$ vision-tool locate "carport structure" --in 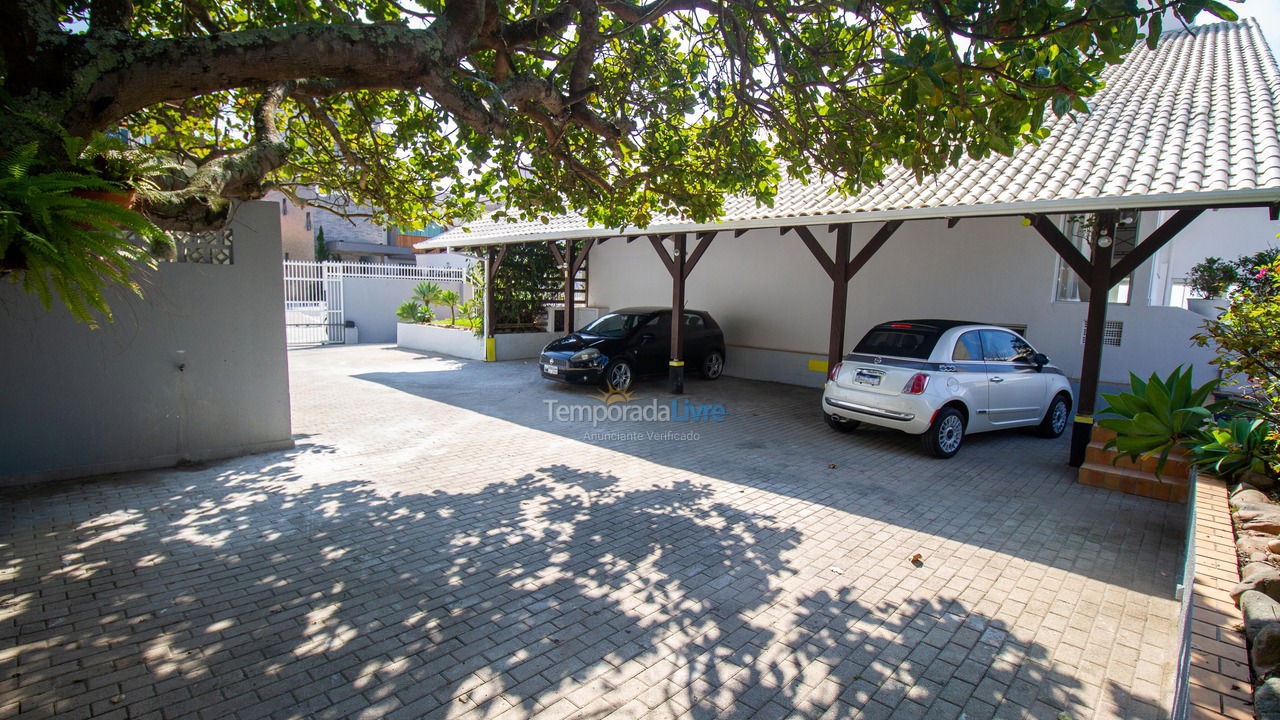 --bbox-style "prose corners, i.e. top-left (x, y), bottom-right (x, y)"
top-left (425, 20), bottom-right (1280, 466)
